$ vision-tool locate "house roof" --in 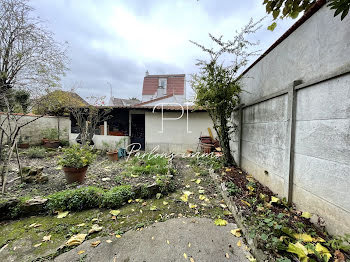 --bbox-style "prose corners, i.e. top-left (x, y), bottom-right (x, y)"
top-left (240, 0), bottom-right (326, 78)
top-left (135, 94), bottom-right (174, 106)
top-left (95, 105), bottom-right (206, 112)
top-left (142, 74), bottom-right (185, 96)
top-left (111, 97), bottom-right (141, 106)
